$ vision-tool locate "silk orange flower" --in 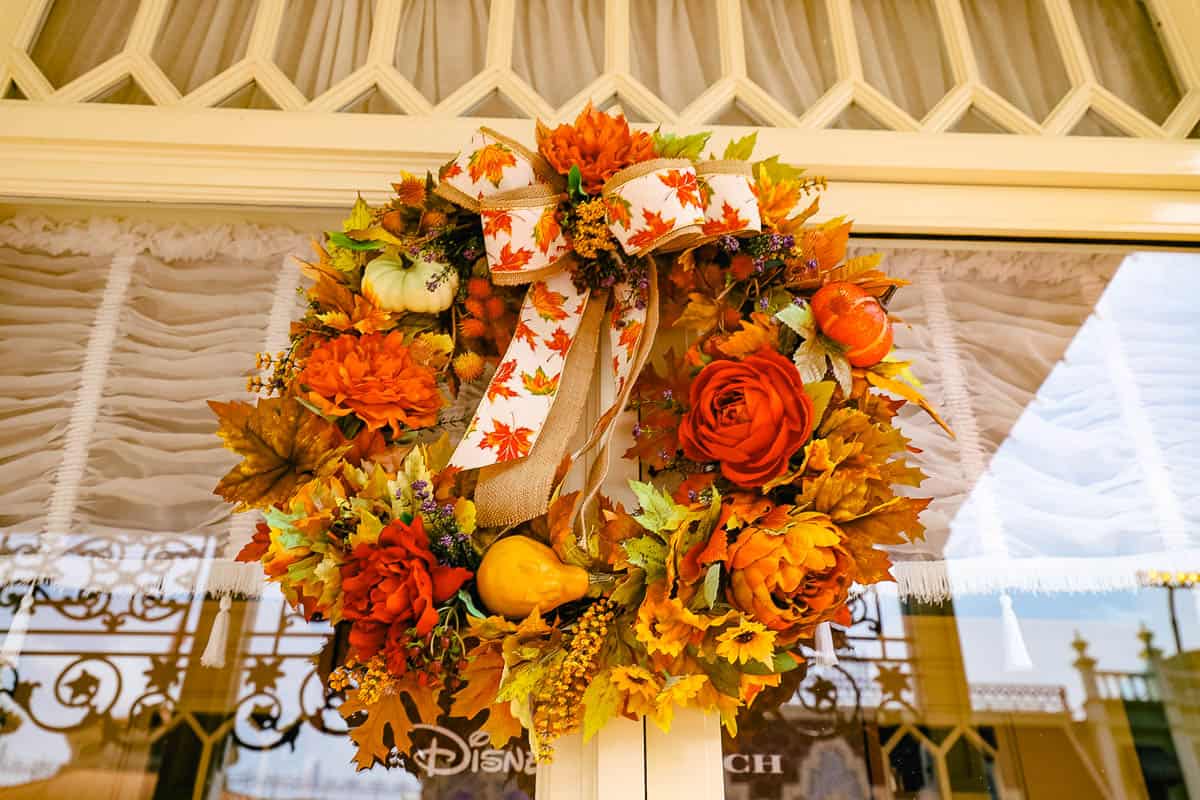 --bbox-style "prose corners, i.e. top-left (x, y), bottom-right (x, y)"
top-left (536, 102), bottom-right (655, 193)
top-left (725, 509), bottom-right (855, 644)
top-left (299, 331), bottom-right (444, 436)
